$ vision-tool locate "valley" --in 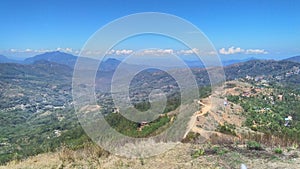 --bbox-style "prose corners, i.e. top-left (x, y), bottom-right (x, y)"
top-left (1, 79), bottom-right (300, 168)
top-left (0, 53), bottom-right (300, 168)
